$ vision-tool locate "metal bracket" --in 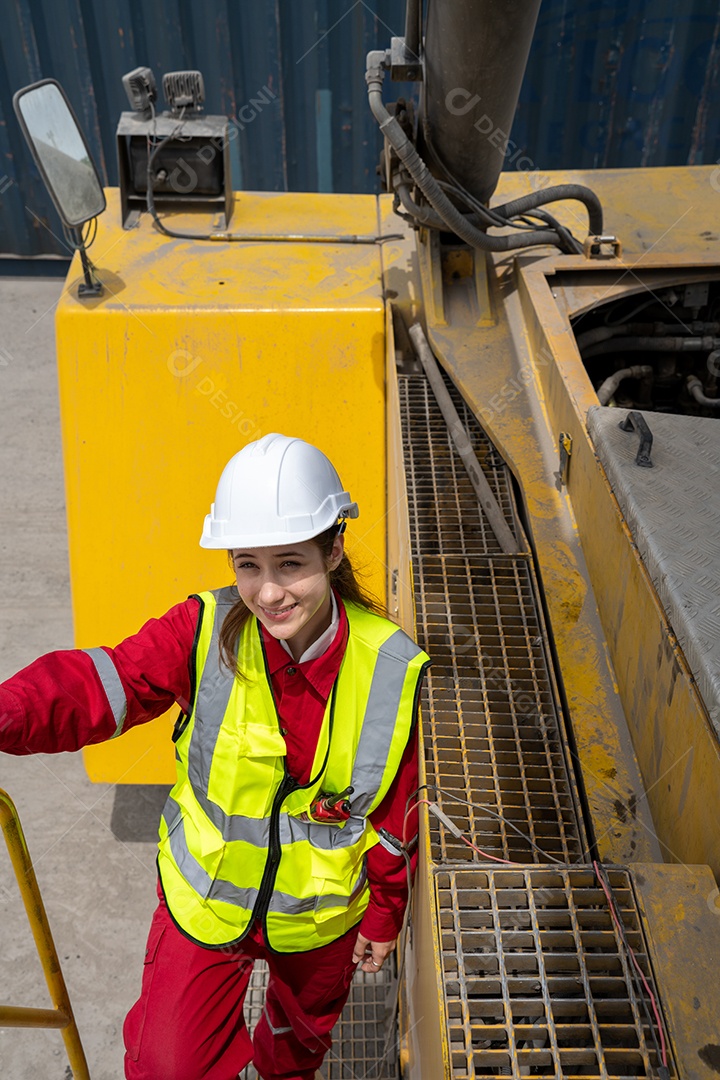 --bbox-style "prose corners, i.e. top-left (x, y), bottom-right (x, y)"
top-left (618, 410), bottom-right (654, 467)
top-left (558, 432), bottom-right (573, 486)
top-left (390, 37), bottom-right (422, 81)
top-left (583, 234), bottom-right (623, 260)
top-left (77, 278), bottom-right (104, 298)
